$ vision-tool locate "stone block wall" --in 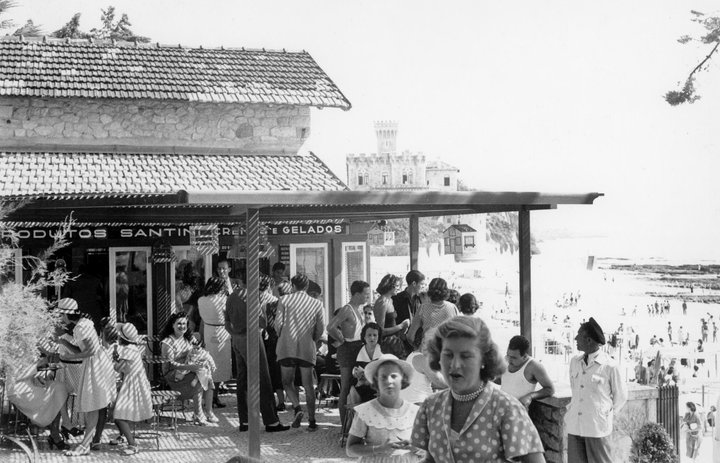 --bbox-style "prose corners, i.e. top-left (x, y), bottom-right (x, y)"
top-left (0, 97), bottom-right (310, 154)
top-left (529, 385), bottom-right (659, 463)
top-left (346, 151), bottom-right (426, 190)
